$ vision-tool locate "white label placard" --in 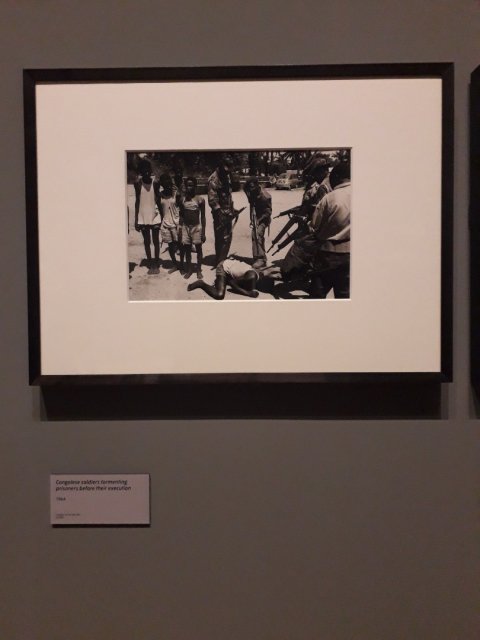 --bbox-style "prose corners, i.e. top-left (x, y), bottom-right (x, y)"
top-left (50, 474), bottom-right (150, 525)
